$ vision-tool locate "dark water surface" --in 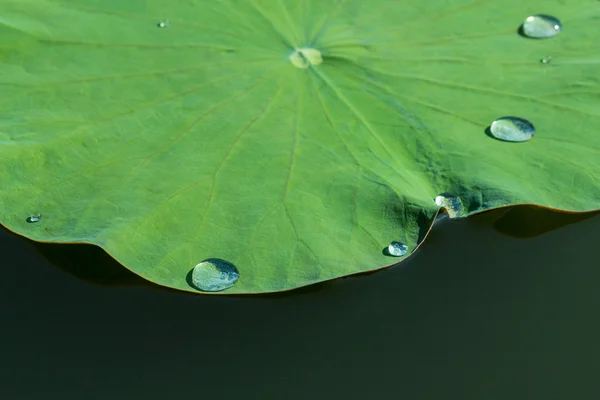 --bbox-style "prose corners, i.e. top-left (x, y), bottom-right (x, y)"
top-left (1, 208), bottom-right (599, 399)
